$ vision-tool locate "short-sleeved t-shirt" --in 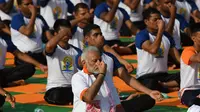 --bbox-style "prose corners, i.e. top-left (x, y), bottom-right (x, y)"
top-left (135, 29), bottom-right (175, 78)
top-left (40, 0), bottom-right (74, 28)
top-left (11, 13), bottom-right (49, 53)
top-left (161, 14), bottom-right (188, 49)
top-left (175, 0), bottom-right (198, 22)
top-left (45, 45), bottom-right (82, 91)
top-left (94, 2), bottom-right (130, 41)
